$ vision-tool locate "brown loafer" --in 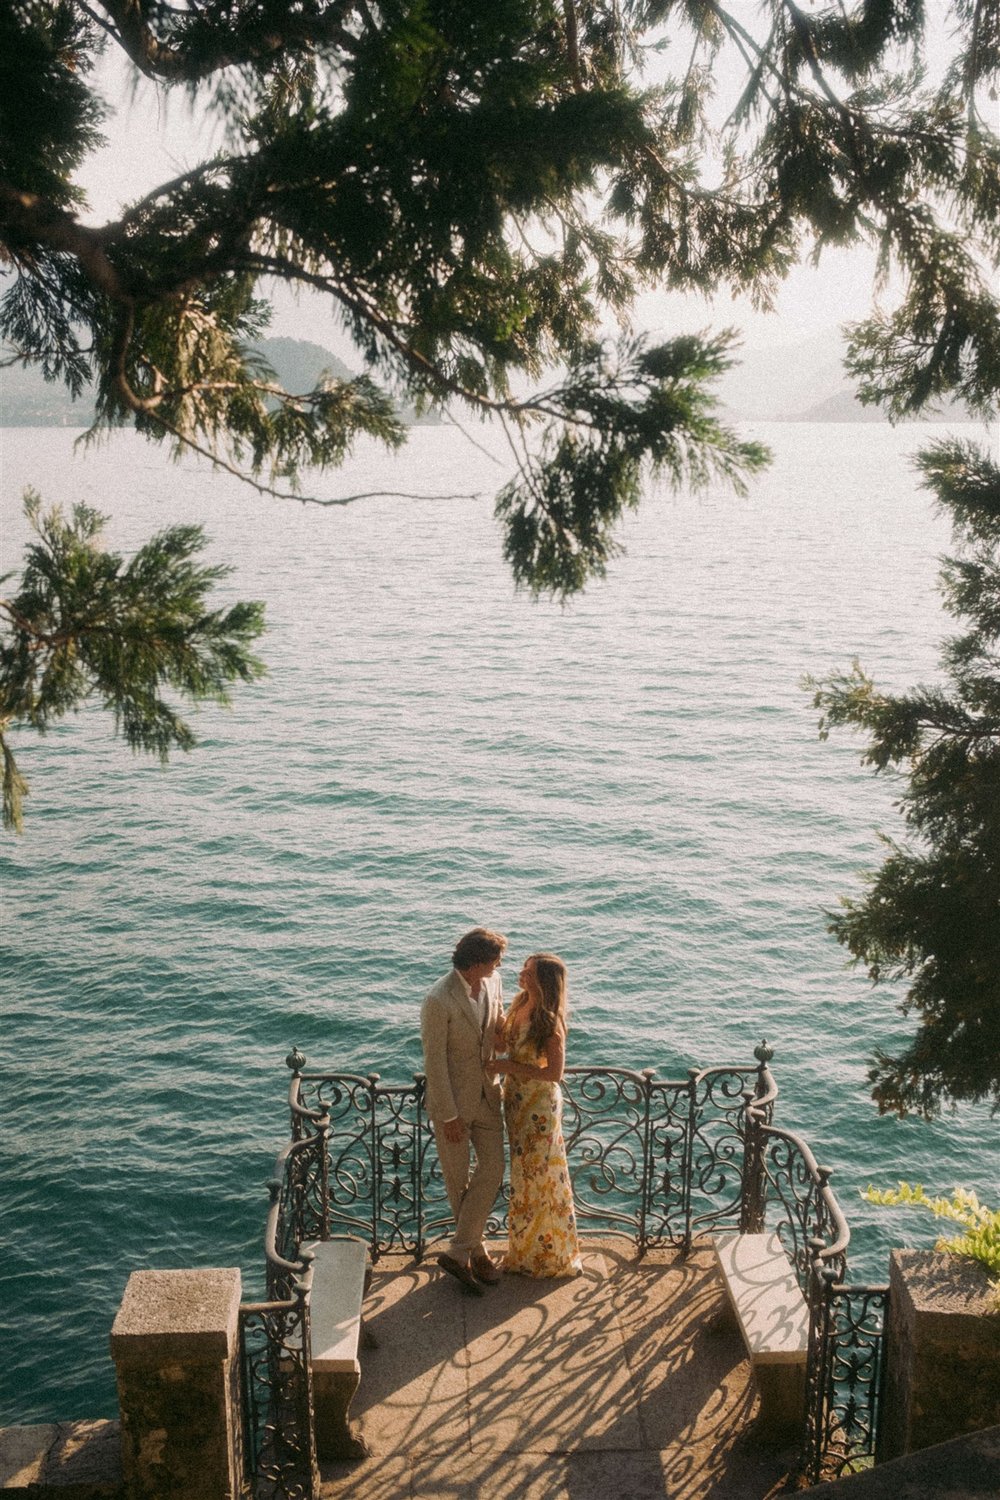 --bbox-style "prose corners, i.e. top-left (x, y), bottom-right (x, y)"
top-left (471, 1253), bottom-right (502, 1285)
top-left (436, 1253), bottom-right (484, 1294)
